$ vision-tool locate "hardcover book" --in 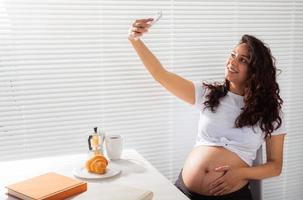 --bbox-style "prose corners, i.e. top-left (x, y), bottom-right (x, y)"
top-left (6, 172), bottom-right (87, 200)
